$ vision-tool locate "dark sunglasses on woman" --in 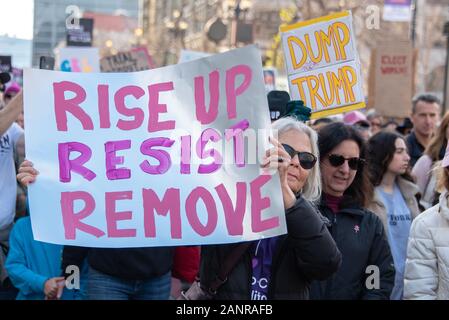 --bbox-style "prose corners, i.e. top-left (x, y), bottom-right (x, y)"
top-left (281, 143), bottom-right (317, 170)
top-left (328, 154), bottom-right (365, 170)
